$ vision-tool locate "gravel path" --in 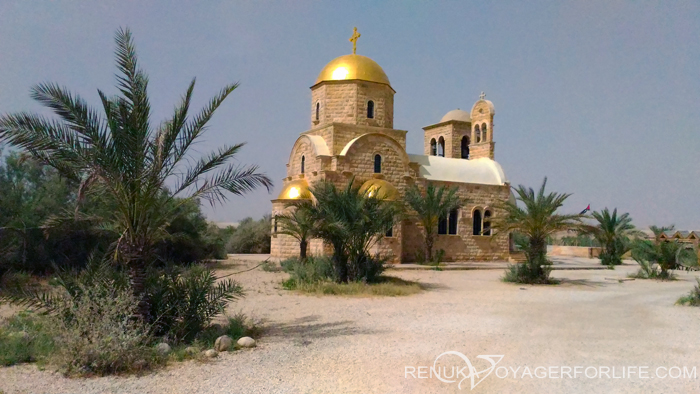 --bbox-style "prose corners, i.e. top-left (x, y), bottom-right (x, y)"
top-left (2, 259), bottom-right (700, 393)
